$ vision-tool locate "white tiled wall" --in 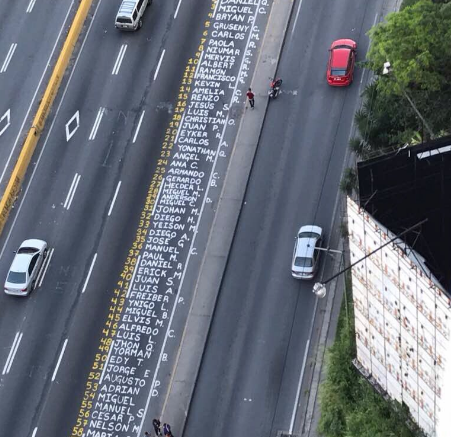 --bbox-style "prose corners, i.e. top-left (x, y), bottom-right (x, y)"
top-left (347, 197), bottom-right (451, 436)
